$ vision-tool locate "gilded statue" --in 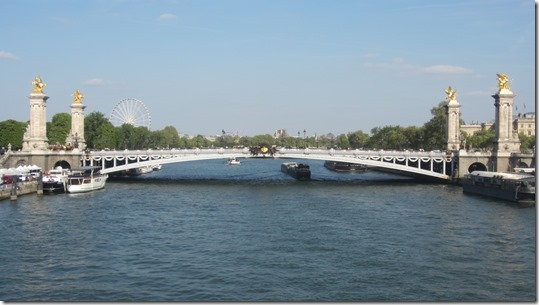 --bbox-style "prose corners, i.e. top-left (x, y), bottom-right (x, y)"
top-left (497, 73), bottom-right (511, 90)
top-left (73, 89), bottom-right (84, 104)
top-left (444, 86), bottom-right (457, 101)
top-left (31, 76), bottom-right (46, 93)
